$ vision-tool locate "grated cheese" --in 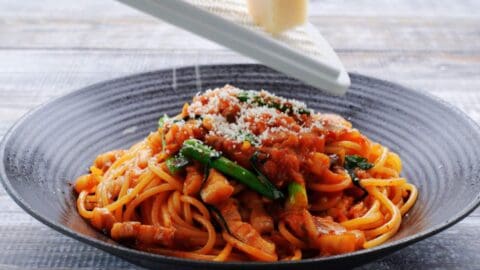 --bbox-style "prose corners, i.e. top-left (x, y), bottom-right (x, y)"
top-left (184, 85), bottom-right (329, 145)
